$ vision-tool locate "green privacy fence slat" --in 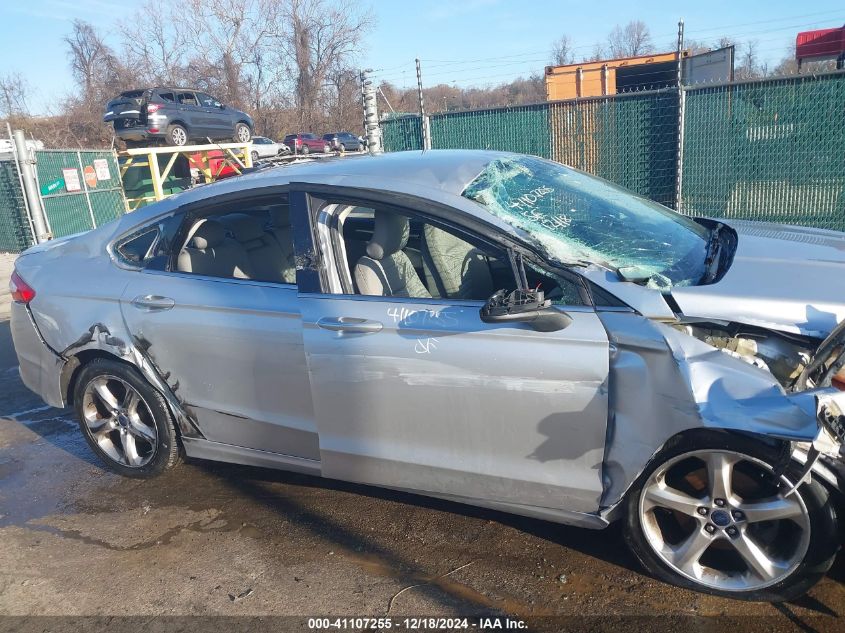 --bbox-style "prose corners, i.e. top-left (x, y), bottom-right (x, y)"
top-left (430, 104), bottom-right (551, 157)
top-left (35, 150), bottom-right (126, 238)
top-left (680, 72), bottom-right (845, 231)
top-left (382, 116), bottom-right (423, 152)
top-left (550, 89), bottom-right (679, 207)
top-left (0, 160), bottom-right (32, 253)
